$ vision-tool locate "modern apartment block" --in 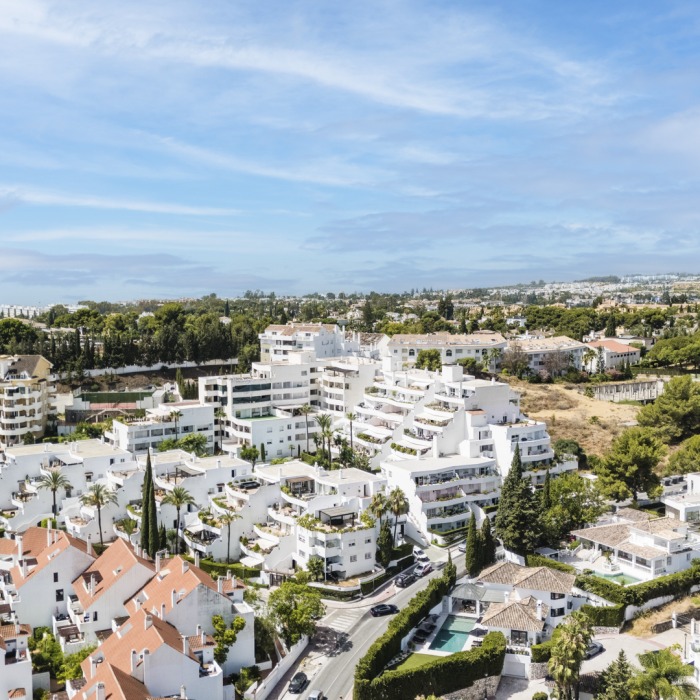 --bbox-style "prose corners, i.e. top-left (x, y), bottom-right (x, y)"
top-left (259, 323), bottom-right (356, 362)
top-left (507, 335), bottom-right (587, 375)
top-left (385, 332), bottom-right (507, 368)
top-left (0, 355), bottom-right (55, 447)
